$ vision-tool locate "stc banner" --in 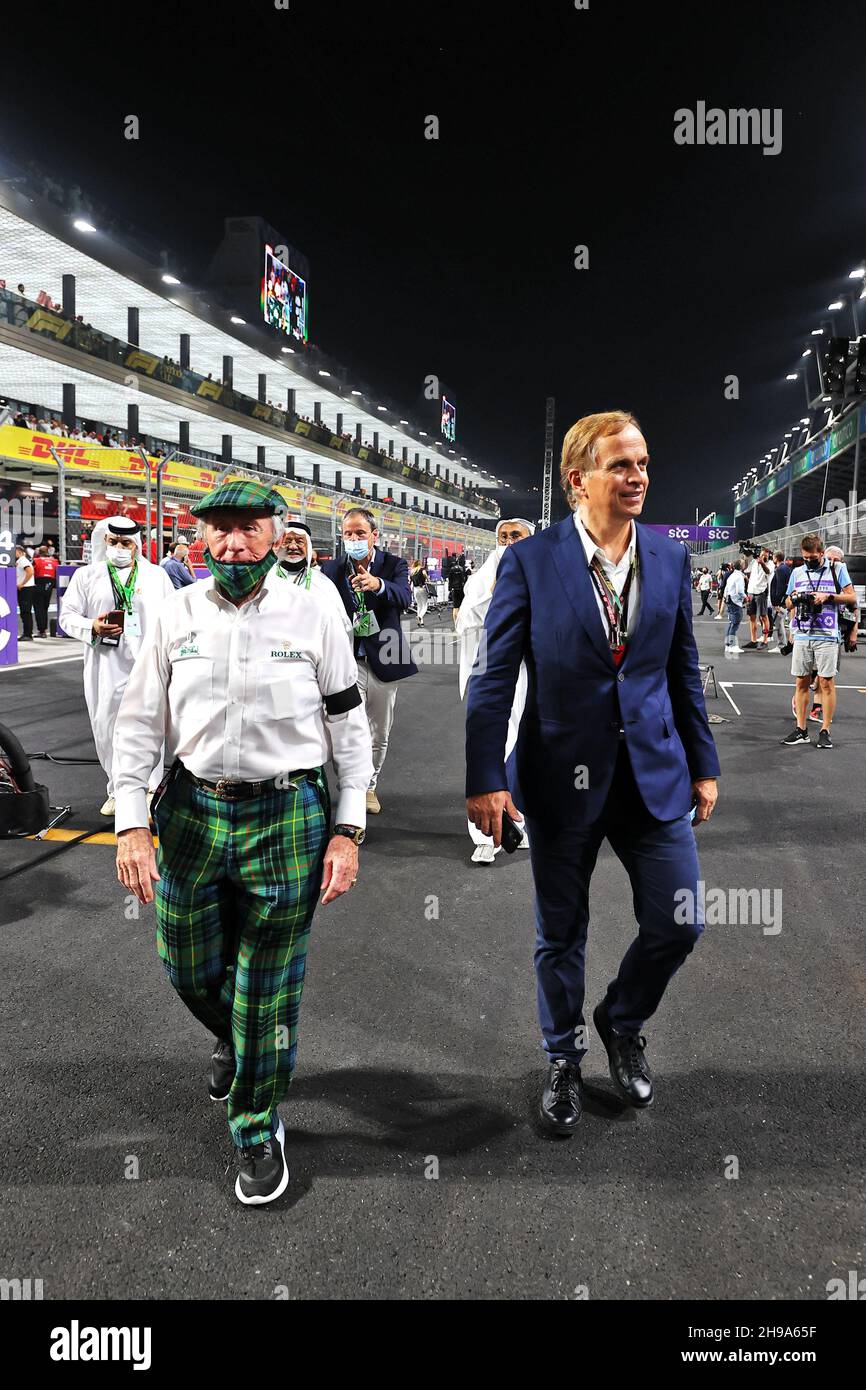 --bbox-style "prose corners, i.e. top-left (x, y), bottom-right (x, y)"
top-left (645, 524), bottom-right (735, 544)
